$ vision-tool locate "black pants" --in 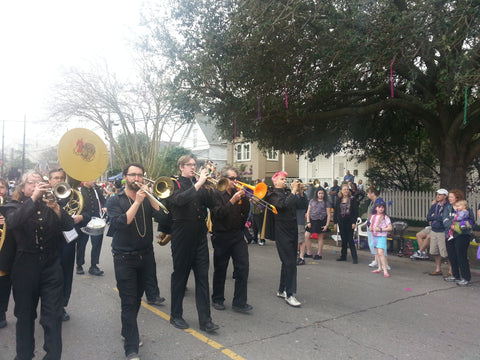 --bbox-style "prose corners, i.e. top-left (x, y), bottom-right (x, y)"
top-left (338, 221), bottom-right (358, 261)
top-left (446, 234), bottom-right (471, 281)
top-left (275, 220), bottom-right (298, 297)
top-left (211, 230), bottom-right (249, 307)
top-left (12, 252), bottom-right (63, 360)
top-left (60, 240), bottom-right (76, 307)
top-left (170, 221), bottom-right (211, 326)
top-left (143, 255), bottom-right (161, 301)
top-left (113, 248), bottom-right (156, 356)
top-left (0, 273), bottom-right (11, 316)
top-left (252, 213), bottom-right (264, 241)
top-left (76, 232), bottom-right (103, 267)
